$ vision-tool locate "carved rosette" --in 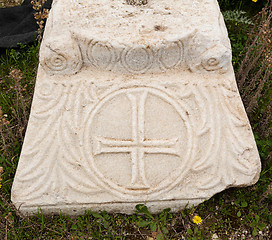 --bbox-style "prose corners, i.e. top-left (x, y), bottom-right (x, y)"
top-left (40, 32), bottom-right (83, 75)
top-left (185, 33), bottom-right (232, 74)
